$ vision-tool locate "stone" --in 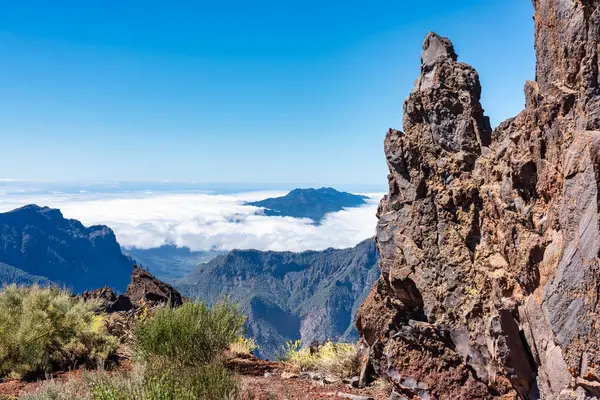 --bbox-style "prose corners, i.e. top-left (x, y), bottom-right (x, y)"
top-left (125, 265), bottom-right (185, 307)
top-left (327, 393), bottom-right (374, 400)
top-left (81, 266), bottom-right (185, 314)
top-left (358, 340), bottom-right (382, 388)
top-left (82, 286), bottom-right (133, 312)
top-left (280, 371), bottom-right (298, 379)
top-left (357, 2), bottom-right (600, 398)
top-left (577, 378), bottom-right (600, 398)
